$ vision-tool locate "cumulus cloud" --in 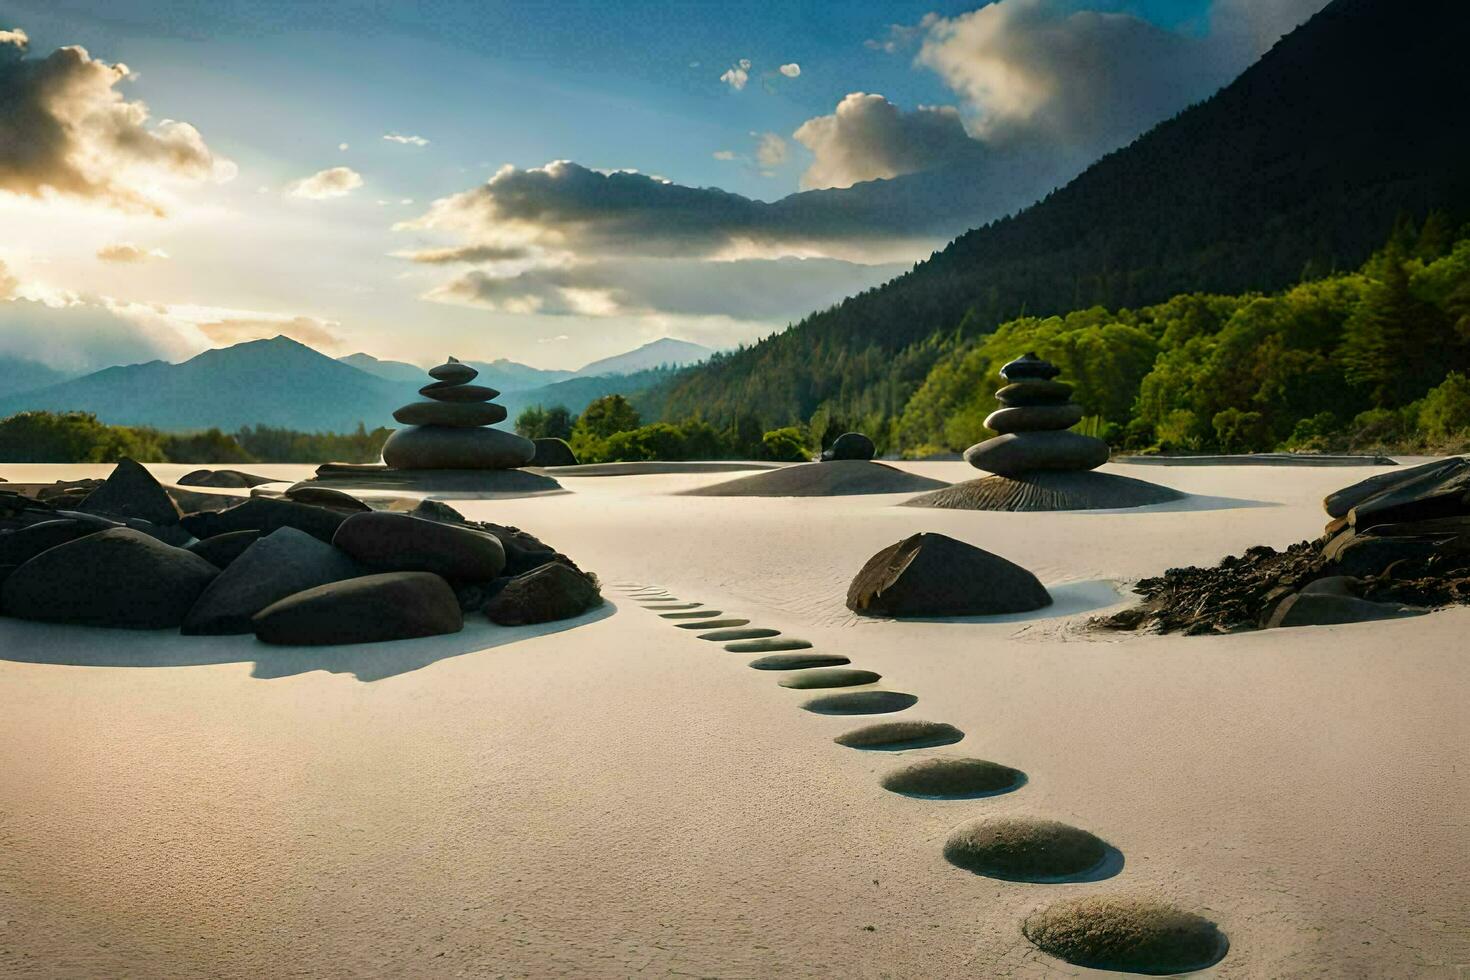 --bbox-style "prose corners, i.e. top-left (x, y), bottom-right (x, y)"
top-left (403, 243), bottom-right (531, 264)
top-left (0, 27), bottom-right (233, 215)
top-left (712, 149), bottom-right (736, 161)
top-left (97, 242), bottom-right (168, 263)
top-left (755, 132), bottom-right (789, 169)
top-left (195, 315), bottom-right (342, 350)
top-left (288, 166), bottom-right (363, 199)
top-left (383, 132), bottom-right (429, 146)
top-left (0, 297), bottom-right (196, 372)
top-left (0, 258), bottom-right (17, 299)
top-left (794, 93), bottom-right (982, 189)
top-left (720, 59), bottom-right (751, 91)
top-left (779, 63), bottom-right (801, 78)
